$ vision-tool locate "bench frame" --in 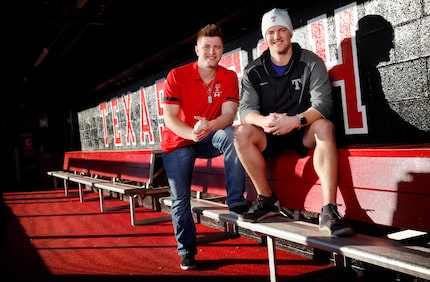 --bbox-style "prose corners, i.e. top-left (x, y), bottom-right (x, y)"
top-left (48, 149), bottom-right (170, 226)
top-left (159, 197), bottom-right (430, 282)
top-left (160, 144), bottom-right (430, 281)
